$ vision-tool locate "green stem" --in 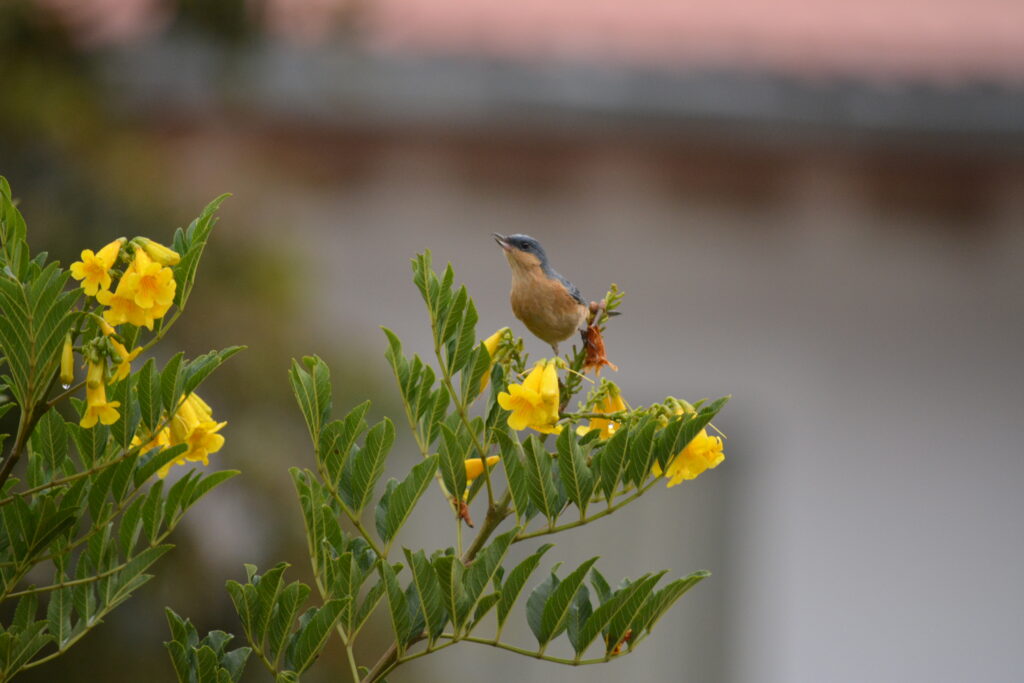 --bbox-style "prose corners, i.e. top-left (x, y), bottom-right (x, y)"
top-left (345, 644), bottom-right (361, 683)
top-left (315, 462), bottom-right (386, 559)
top-left (363, 491), bottom-right (512, 682)
top-left (514, 479), bottom-right (658, 543)
top-left (445, 635), bottom-right (612, 666)
top-left (462, 490), bottom-right (512, 565)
